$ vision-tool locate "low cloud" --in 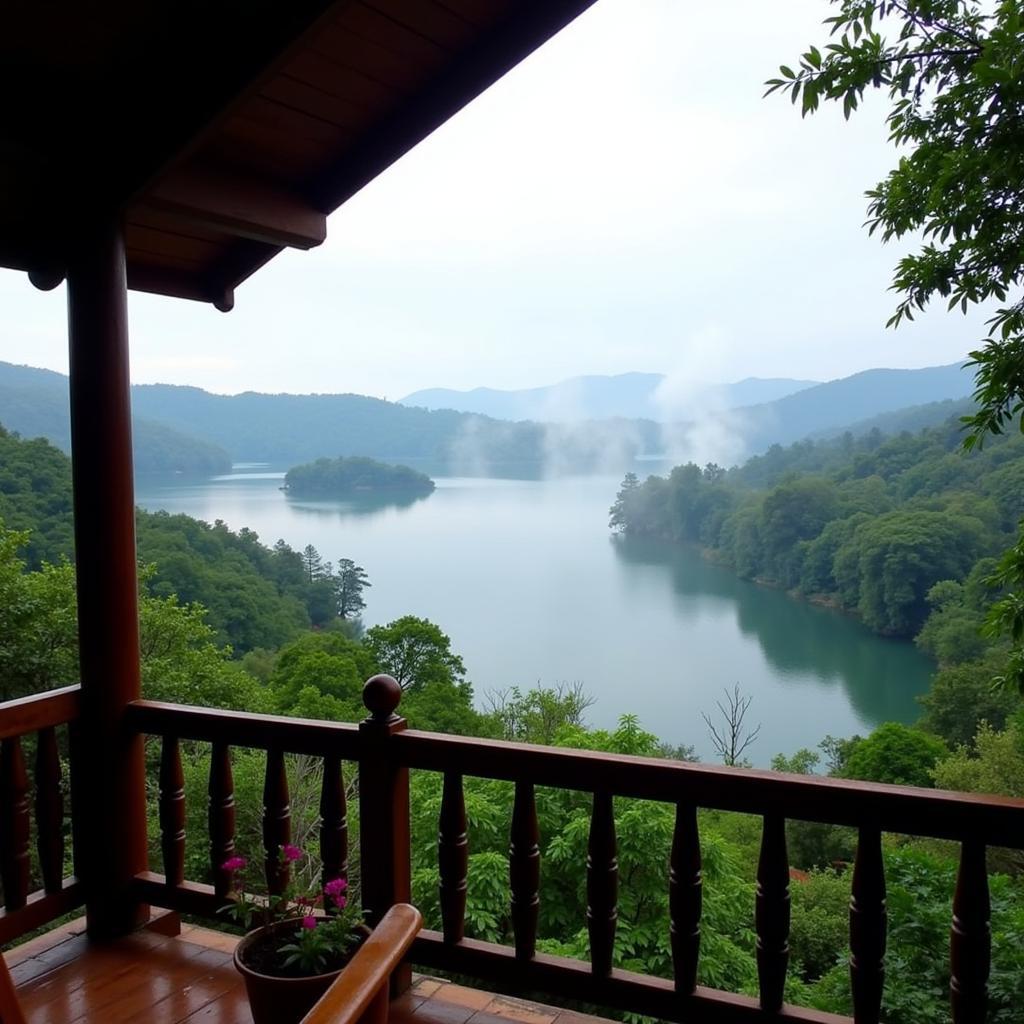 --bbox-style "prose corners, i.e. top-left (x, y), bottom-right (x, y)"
top-left (652, 327), bottom-right (753, 468)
